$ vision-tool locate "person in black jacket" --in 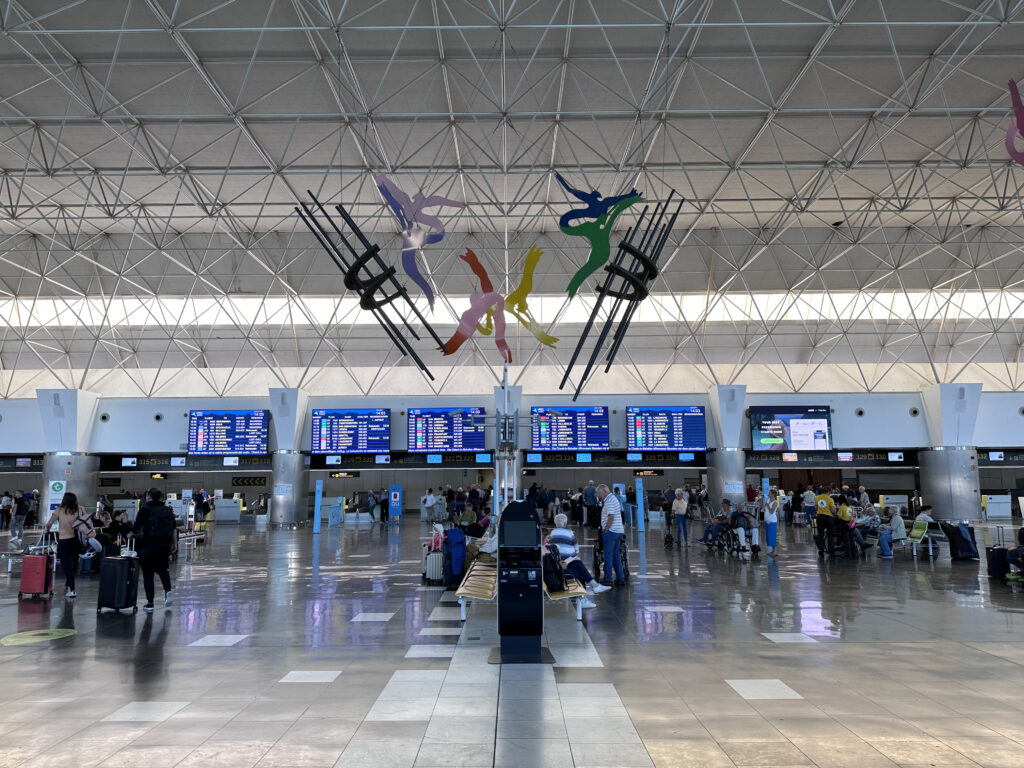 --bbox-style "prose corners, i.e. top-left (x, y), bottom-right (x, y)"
top-left (132, 488), bottom-right (175, 613)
